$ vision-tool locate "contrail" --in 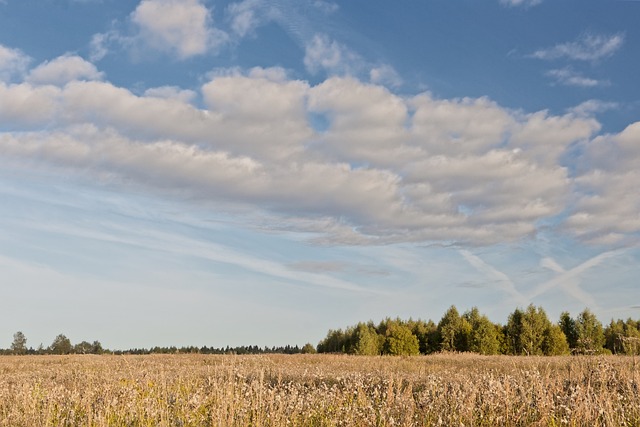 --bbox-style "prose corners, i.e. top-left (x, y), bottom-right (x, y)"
top-left (527, 251), bottom-right (621, 302)
top-left (460, 250), bottom-right (528, 306)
